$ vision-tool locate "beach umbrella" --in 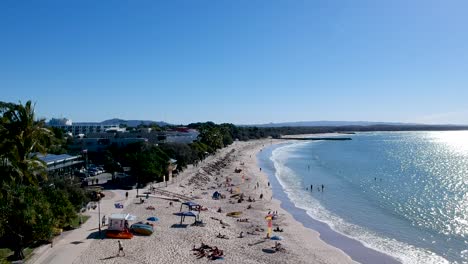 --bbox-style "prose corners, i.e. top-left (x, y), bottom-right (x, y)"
top-left (147, 216), bottom-right (159, 222)
top-left (270, 235), bottom-right (283, 241)
top-left (174, 211), bottom-right (199, 224)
